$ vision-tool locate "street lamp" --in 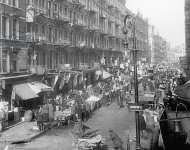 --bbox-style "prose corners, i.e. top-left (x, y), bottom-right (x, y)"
top-left (123, 15), bottom-right (141, 150)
